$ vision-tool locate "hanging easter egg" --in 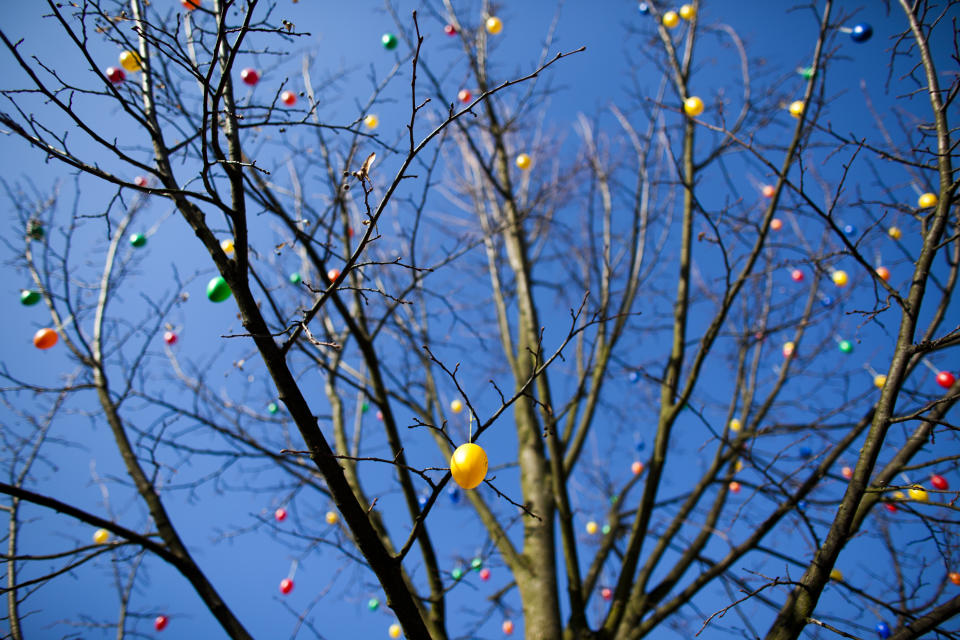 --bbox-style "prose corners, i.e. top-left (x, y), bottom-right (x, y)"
top-left (729, 481), bottom-right (741, 493)
top-left (631, 460), bottom-right (644, 475)
top-left (874, 374), bottom-right (887, 388)
top-left (325, 510), bottom-right (338, 525)
top-left (515, 153), bottom-right (532, 170)
top-left (134, 176), bottom-right (148, 187)
top-left (33, 328), bottom-right (58, 350)
top-left (163, 331), bottom-right (177, 345)
top-left (770, 218), bottom-right (783, 231)
top-left (417, 491), bottom-right (428, 508)
top-left (451, 566), bottom-right (464, 581)
top-left (274, 507), bottom-right (287, 522)
top-left (729, 419), bottom-right (742, 432)
top-left (240, 68), bottom-right (260, 85)
top-left (876, 266), bottom-right (890, 281)
top-left (832, 270), bottom-right (849, 287)
top-left (93, 528), bottom-right (110, 544)
top-left (154, 615), bottom-right (169, 631)
top-left (628, 370), bottom-right (640, 383)
top-left (471, 557), bottom-right (483, 571)
top-left (182, 0), bottom-right (200, 8)
top-left (838, 340), bottom-right (853, 354)
top-left (842, 224), bottom-right (856, 236)
top-left (448, 486), bottom-right (461, 503)
top-left (281, 91), bottom-right (297, 106)
top-left (450, 442), bottom-right (488, 489)
top-left (502, 620), bottom-right (514, 635)
top-left (206, 276), bottom-right (231, 302)
top-left (585, 521), bottom-right (598, 535)
top-left (444, 24), bottom-right (457, 36)
top-left (788, 100), bottom-right (805, 118)
top-left (782, 341), bottom-right (795, 358)
top-left (798, 66), bottom-right (814, 79)
top-left (662, 11), bottom-right (679, 28)
top-left (280, 578), bottom-right (294, 594)
top-left (883, 502), bottom-right (897, 513)
top-left (841, 466), bottom-right (853, 479)
top-left (601, 587), bottom-right (613, 601)
top-left (875, 621), bottom-right (890, 638)
top-left (638, 3), bottom-right (650, 15)
top-left (683, 96), bottom-right (704, 117)
top-left (936, 371), bottom-right (956, 388)
top-left (485, 17), bottom-right (503, 34)
top-left (479, 567), bottom-right (491, 581)
top-left (364, 597), bottom-right (379, 612)
top-left (221, 239), bottom-right (235, 254)
top-left (931, 474), bottom-right (948, 490)
top-left (119, 51), bottom-right (141, 72)
top-left (129, 233), bottom-right (147, 247)
top-left (893, 491), bottom-right (905, 500)
top-left (450, 399), bottom-right (464, 413)
top-left (798, 500), bottom-right (808, 510)
top-left (602, 523), bottom-right (612, 535)
top-left (364, 114), bottom-right (379, 129)
top-left (289, 272), bottom-right (302, 285)
top-left (20, 289), bottom-right (41, 306)
top-left (381, 33), bottom-right (398, 50)
top-left (267, 402), bottom-right (279, 414)
top-left (949, 572), bottom-right (960, 586)
top-left (762, 185), bottom-right (776, 198)
top-left (908, 485), bottom-right (928, 501)
top-left (798, 446), bottom-right (812, 460)
top-left (457, 89), bottom-right (472, 103)
top-left (850, 23), bottom-right (873, 43)
top-left (105, 66), bottom-right (126, 84)
top-left (887, 226), bottom-right (902, 240)
top-left (376, 410), bottom-right (384, 421)
top-left (679, 4), bottom-right (695, 20)
top-left (790, 269), bottom-right (804, 283)
top-left (820, 295), bottom-right (834, 307)
top-left (26, 220), bottom-right (45, 241)
top-left (917, 192), bottom-right (937, 209)
top-left (389, 623), bottom-right (401, 638)
top-left (830, 568), bottom-right (843, 581)
top-left (734, 460), bottom-right (744, 473)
